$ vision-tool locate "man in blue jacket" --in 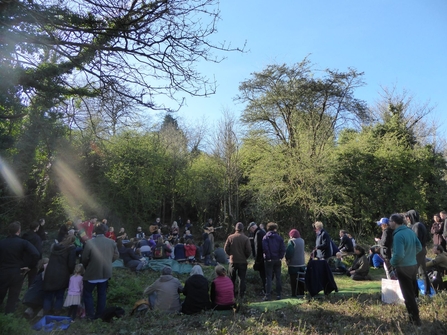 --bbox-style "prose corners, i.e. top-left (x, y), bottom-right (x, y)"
top-left (262, 222), bottom-right (286, 301)
top-left (389, 213), bottom-right (422, 326)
